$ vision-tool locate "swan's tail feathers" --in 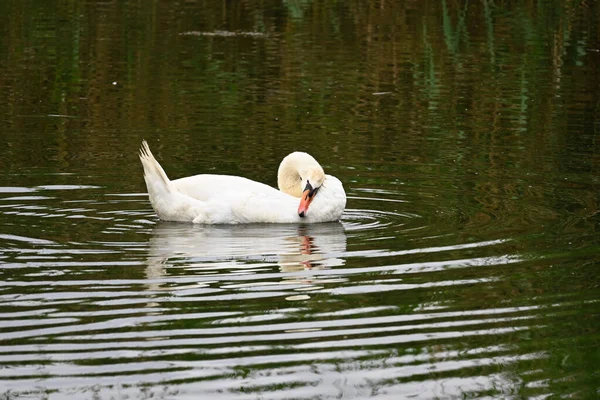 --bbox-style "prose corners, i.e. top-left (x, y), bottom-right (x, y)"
top-left (139, 140), bottom-right (177, 218)
top-left (139, 140), bottom-right (171, 188)
top-left (139, 140), bottom-right (207, 222)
